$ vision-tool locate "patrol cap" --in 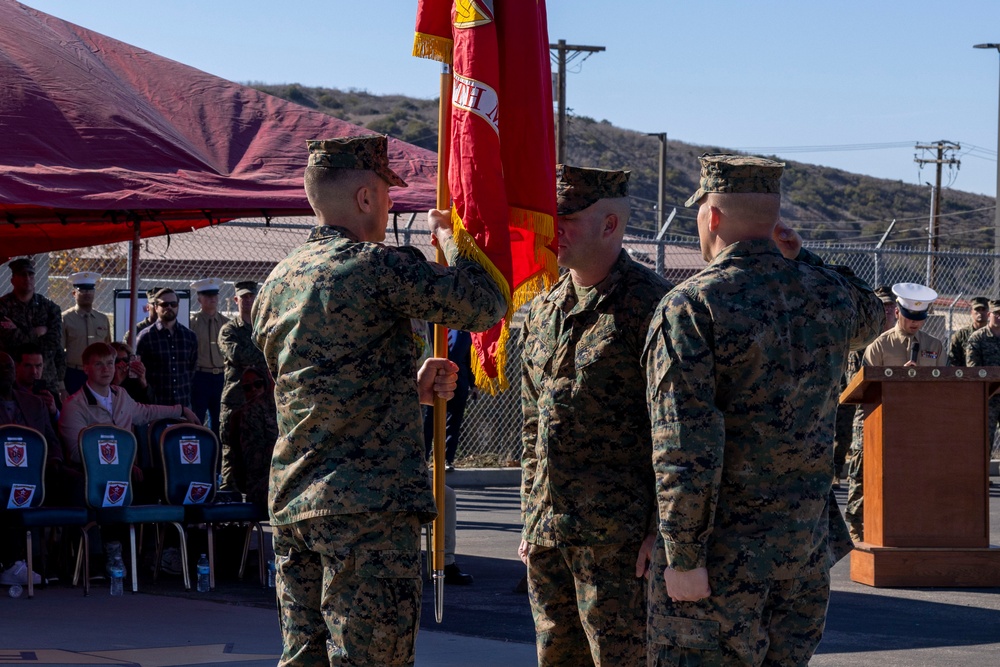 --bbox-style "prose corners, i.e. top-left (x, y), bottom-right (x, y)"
top-left (685, 153), bottom-right (785, 207)
top-left (556, 164), bottom-right (630, 216)
top-left (306, 135), bottom-right (407, 188)
top-left (892, 282), bottom-right (937, 321)
top-left (989, 299), bottom-right (1000, 313)
top-left (191, 277), bottom-right (225, 295)
top-left (145, 286), bottom-right (164, 300)
top-left (873, 285), bottom-right (895, 304)
top-left (234, 281), bottom-right (258, 297)
top-left (8, 258), bottom-right (34, 274)
top-left (68, 271), bottom-right (100, 289)
top-left (970, 296), bottom-right (990, 309)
